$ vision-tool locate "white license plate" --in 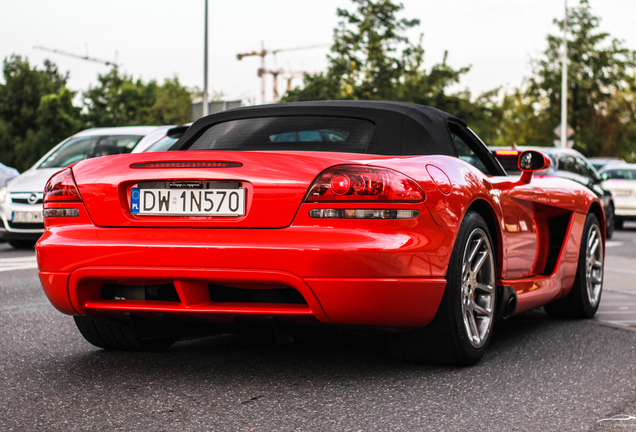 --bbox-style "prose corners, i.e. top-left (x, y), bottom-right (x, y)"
top-left (131, 188), bottom-right (245, 216)
top-left (12, 211), bottom-right (44, 223)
